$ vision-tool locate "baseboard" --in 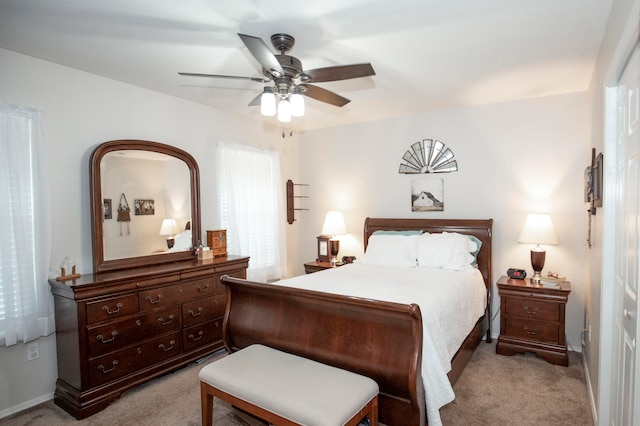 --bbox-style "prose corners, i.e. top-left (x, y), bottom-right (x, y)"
top-left (0, 392), bottom-right (54, 420)
top-left (582, 352), bottom-right (598, 425)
